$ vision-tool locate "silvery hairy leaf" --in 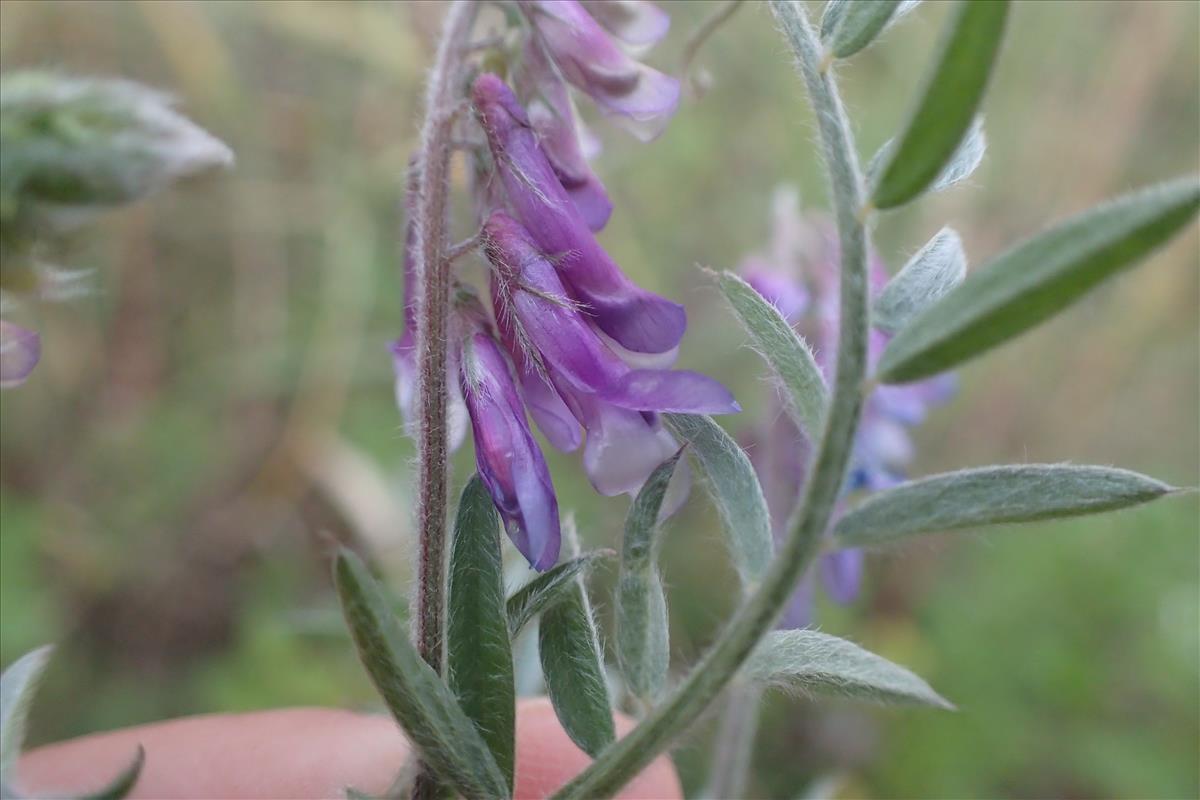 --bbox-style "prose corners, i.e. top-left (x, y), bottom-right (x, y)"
top-left (873, 227), bottom-right (967, 334)
top-left (712, 269), bottom-right (826, 435)
top-left (664, 414), bottom-right (773, 589)
top-left (616, 449), bottom-right (683, 704)
top-left (507, 549), bottom-right (615, 639)
top-left (867, 116), bottom-right (987, 195)
top-left (835, 464), bottom-right (1177, 547)
top-left (871, 1), bottom-right (1008, 209)
top-left (538, 523), bottom-right (616, 758)
top-left (745, 629), bottom-right (952, 708)
top-left (824, 0), bottom-right (902, 59)
top-left (333, 550), bottom-right (508, 800)
top-left (876, 176), bottom-right (1200, 383)
top-left (447, 476), bottom-right (515, 791)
